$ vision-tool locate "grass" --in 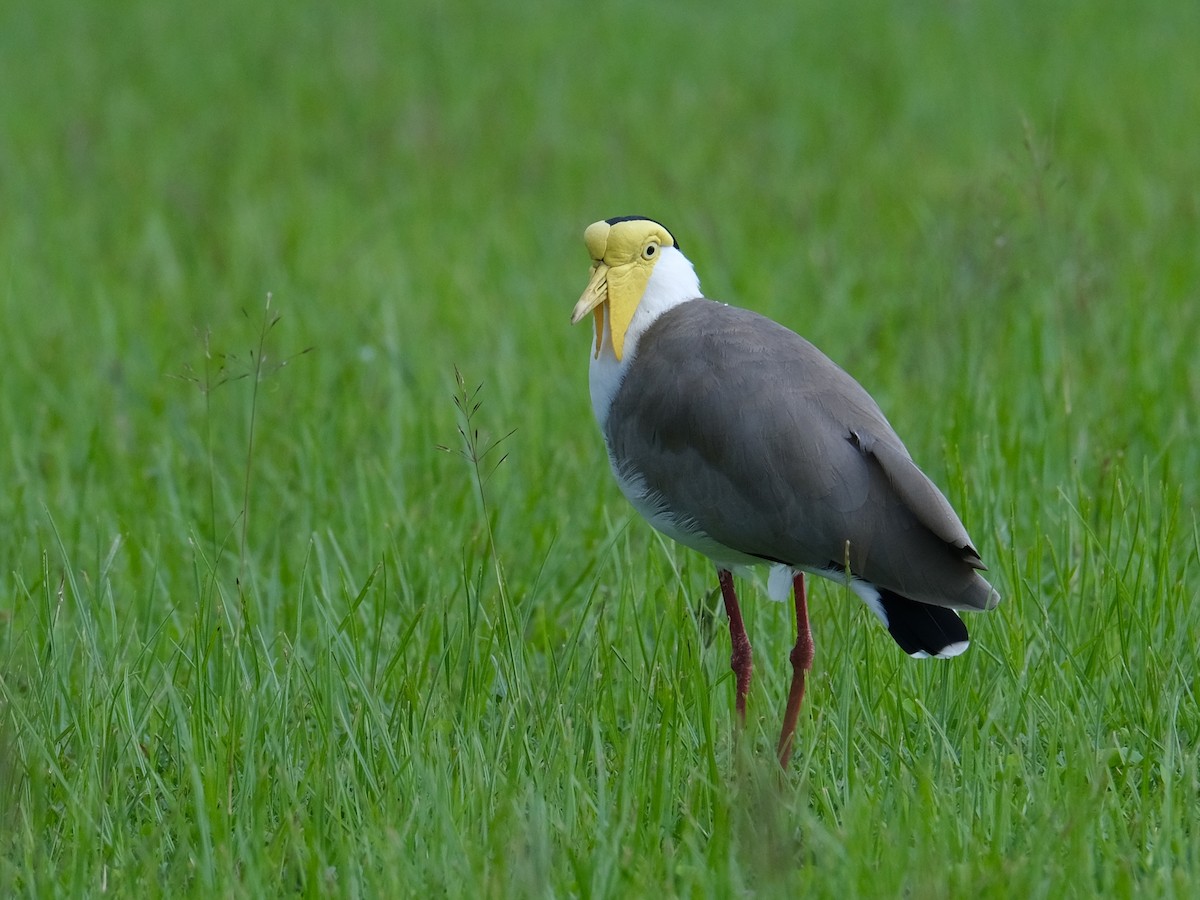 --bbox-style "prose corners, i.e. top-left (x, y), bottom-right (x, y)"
top-left (2, 0), bottom-right (1199, 895)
